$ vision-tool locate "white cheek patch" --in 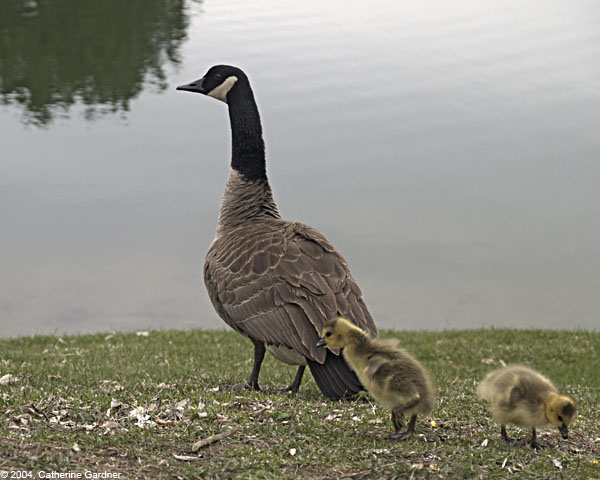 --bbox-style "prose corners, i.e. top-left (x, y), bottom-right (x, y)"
top-left (207, 75), bottom-right (238, 103)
